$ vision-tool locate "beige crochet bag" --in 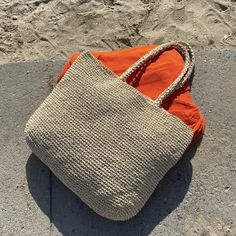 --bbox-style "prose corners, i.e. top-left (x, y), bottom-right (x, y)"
top-left (25, 41), bottom-right (194, 221)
